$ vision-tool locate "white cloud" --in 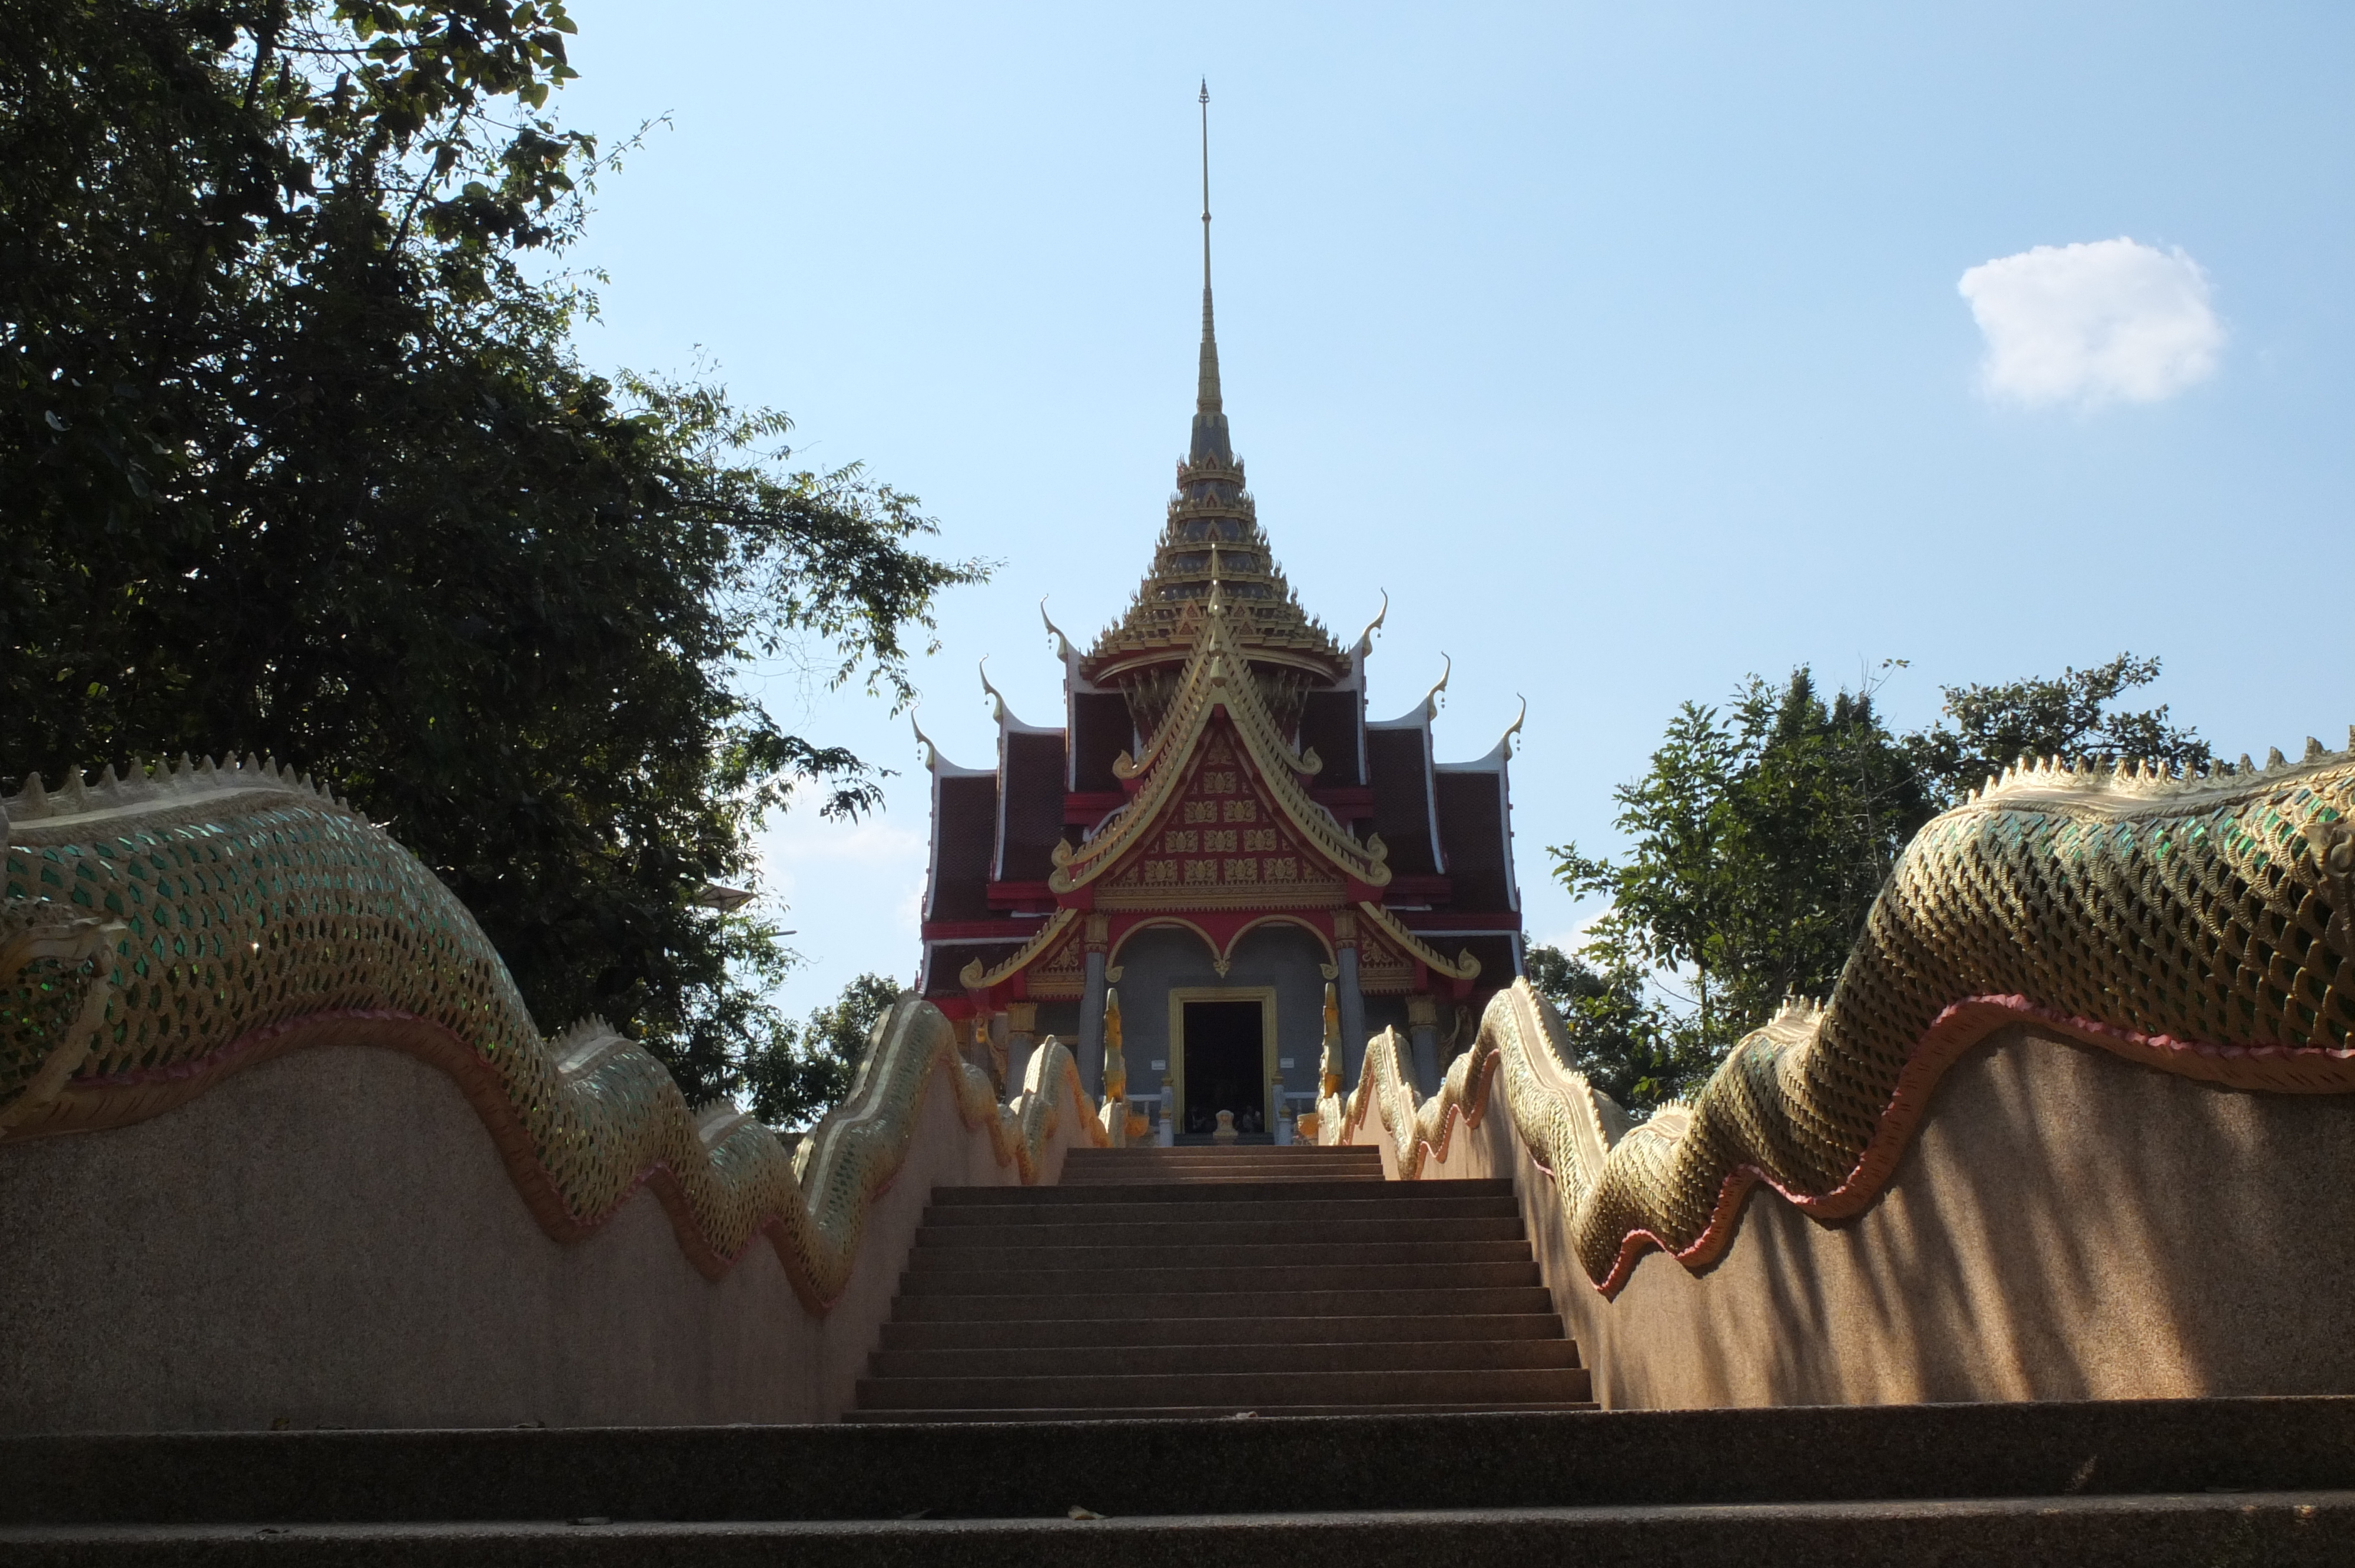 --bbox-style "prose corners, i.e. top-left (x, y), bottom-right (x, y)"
top-left (1540, 903), bottom-right (1617, 958)
top-left (745, 812), bottom-right (931, 1005)
top-left (747, 813), bottom-right (927, 922)
top-left (1958, 237), bottom-right (2223, 408)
